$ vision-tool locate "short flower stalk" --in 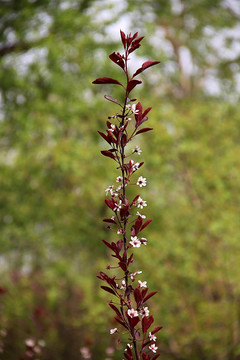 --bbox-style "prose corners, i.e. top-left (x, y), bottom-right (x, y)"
top-left (93, 30), bottom-right (162, 360)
